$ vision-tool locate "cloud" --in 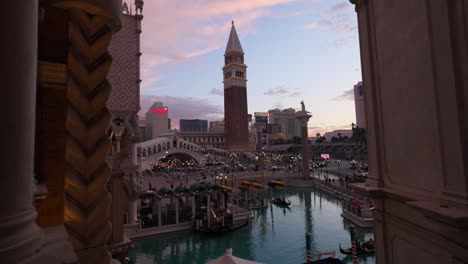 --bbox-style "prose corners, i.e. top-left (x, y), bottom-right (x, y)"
top-left (139, 95), bottom-right (224, 128)
top-left (264, 86), bottom-right (303, 99)
top-left (272, 10), bottom-right (306, 18)
top-left (289, 90), bottom-right (303, 97)
top-left (332, 89), bottom-right (354, 101)
top-left (264, 86), bottom-right (289, 96)
top-left (303, 22), bottom-right (319, 30)
top-left (139, 0), bottom-right (295, 87)
top-left (330, 3), bottom-right (348, 13)
top-left (141, 75), bottom-right (162, 91)
top-left (302, 2), bottom-right (356, 35)
top-left (308, 123), bottom-right (352, 137)
top-left (209, 88), bottom-right (224, 96)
